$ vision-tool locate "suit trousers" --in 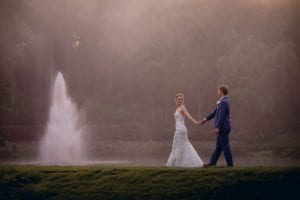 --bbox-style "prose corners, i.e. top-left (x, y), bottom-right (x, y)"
top-left (209, 131), bottom-right (233, 166)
